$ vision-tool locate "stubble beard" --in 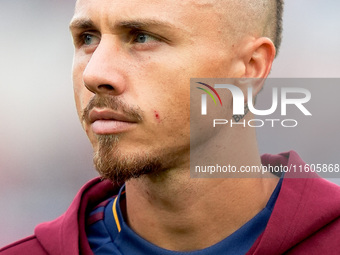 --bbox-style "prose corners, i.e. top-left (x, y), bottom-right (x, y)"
top-left (93, 134), bottom-right (164, 184)
top-left (82, 95), bottom-right (179, 184)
